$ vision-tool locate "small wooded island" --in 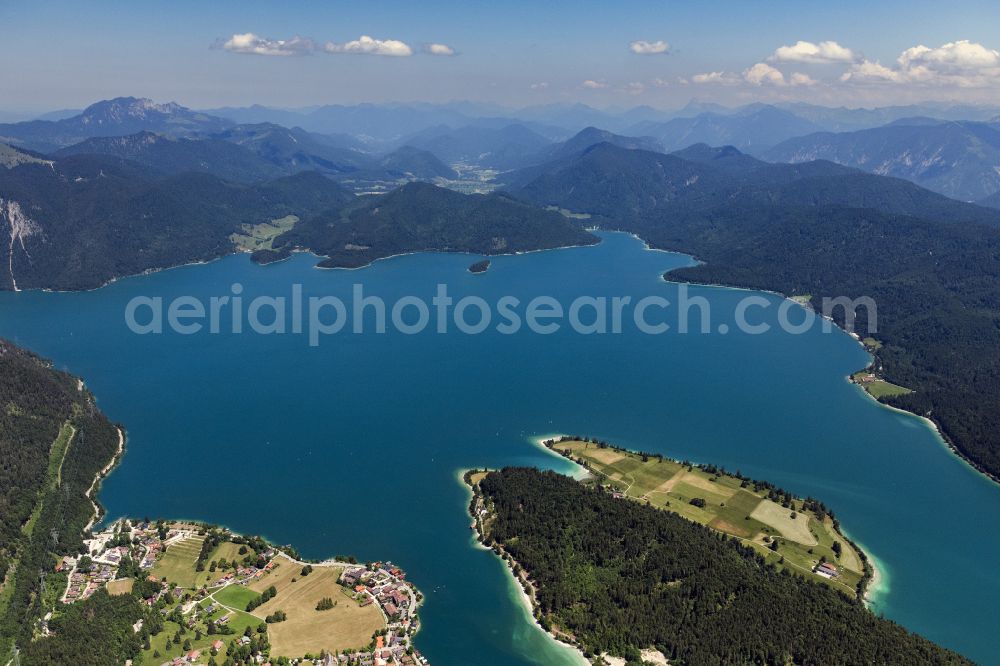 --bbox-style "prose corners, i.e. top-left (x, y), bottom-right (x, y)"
top-left (468, 259), bottom-right (491, 274)
top-left (465, 437), bottom-right (968, 666)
